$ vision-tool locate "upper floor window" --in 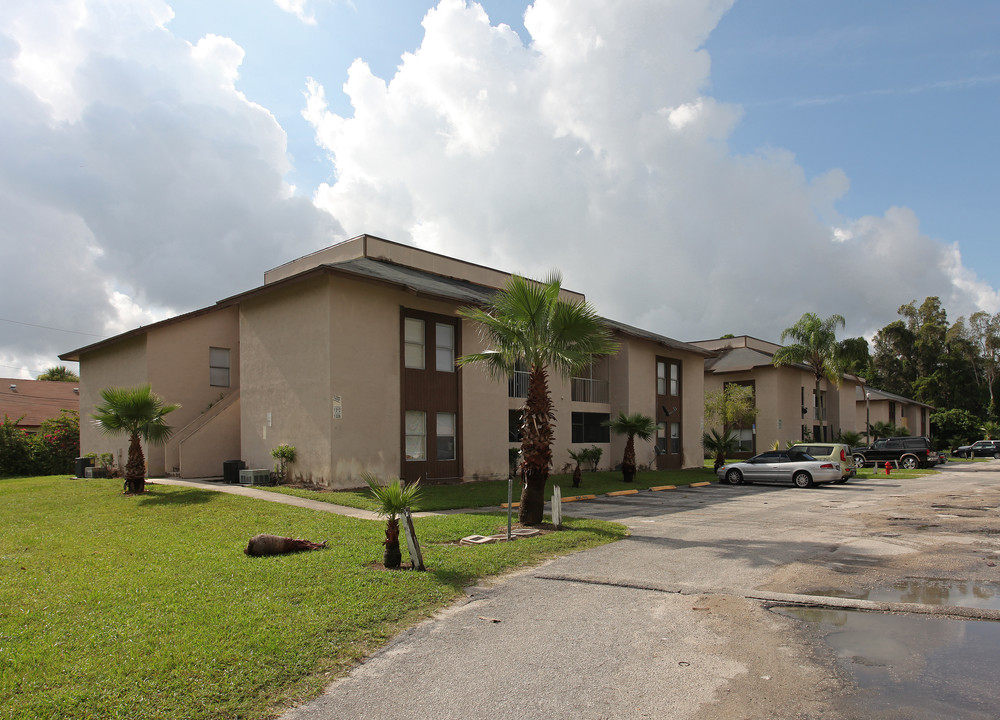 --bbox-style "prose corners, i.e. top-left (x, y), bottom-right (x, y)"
top-left (209, 347), bottom-right (230, 387)
top-left (436, 323), bottom-right (455, 372)
top-left (404, 318), bottom-right (425, 369)
top-left (657, 359), bottom-right (680, 396)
